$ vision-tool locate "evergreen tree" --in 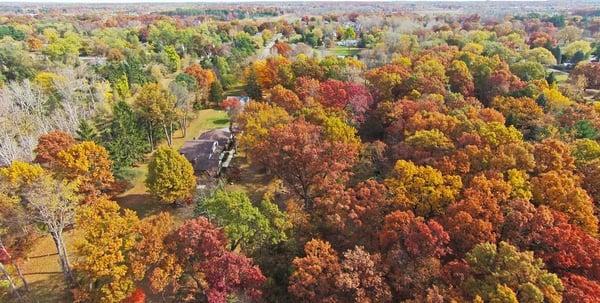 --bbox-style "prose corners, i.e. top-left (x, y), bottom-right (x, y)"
top-left (76, 119), bottom-right (99, 141)
top-left (103, 101), bottom-right (149, 173)
top-left (209, 80), bottom-right (224, 106)
top-left (570, 50), bottom-right (586, 64)
top-left (546, 72), bottom-right (556, 85)
top-left (245, 68), bottom-right (263, 100)
top-left (550, 46), bottom-right (562, 64)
